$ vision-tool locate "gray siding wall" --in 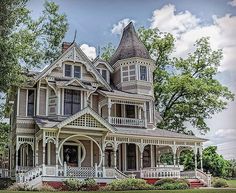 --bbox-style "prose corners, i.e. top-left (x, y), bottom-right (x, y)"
top-left (19, 89), bottom-right (27, 116)
top-left (39, 88), bottom-right (47, 115)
